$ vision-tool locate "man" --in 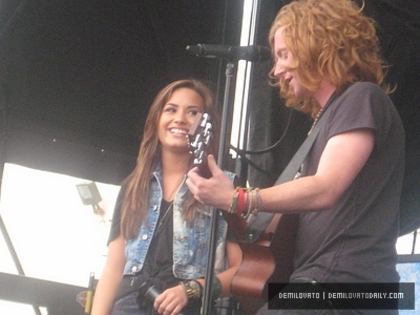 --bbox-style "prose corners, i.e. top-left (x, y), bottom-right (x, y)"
top-left (186, 0), bottom-right (405, 314)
